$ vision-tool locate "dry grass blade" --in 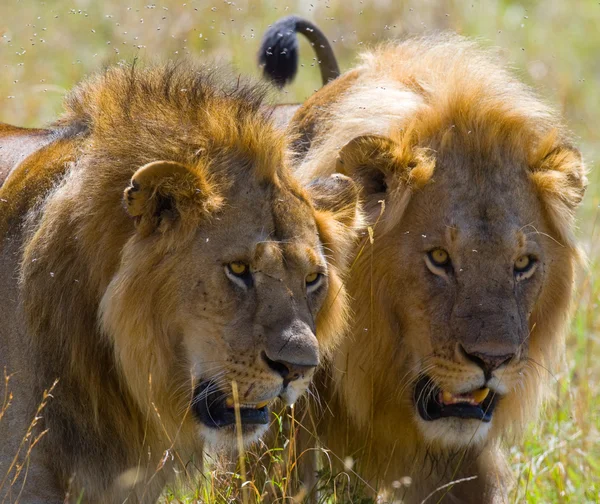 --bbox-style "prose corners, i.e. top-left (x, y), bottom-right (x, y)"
top-left (0, 379), bottom-right (58, 497)
top-left (231, 380), bottom-right (249, 504)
